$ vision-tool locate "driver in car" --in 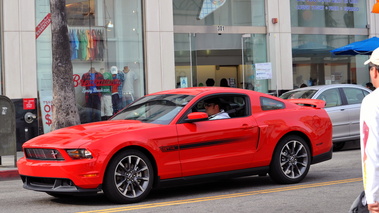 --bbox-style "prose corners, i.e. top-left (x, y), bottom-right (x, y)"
top-left (203, 98), bottom-right (230, 120)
